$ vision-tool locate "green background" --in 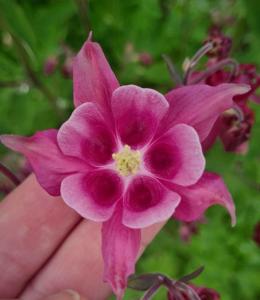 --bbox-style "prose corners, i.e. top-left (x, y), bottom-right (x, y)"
top-left (0, 1), bottom-right (259, 299)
